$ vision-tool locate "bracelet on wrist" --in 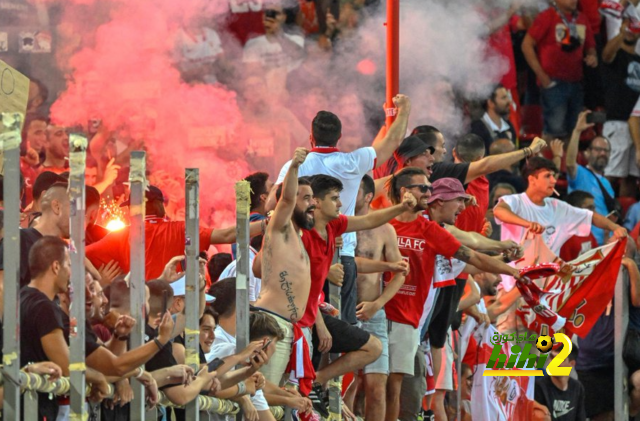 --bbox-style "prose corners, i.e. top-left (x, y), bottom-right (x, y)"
top-left (236, 381), bottom-right (247, 397)
top-left (116, 334), bottom-right (130, 341)
top-left (153, 338), bottom-right (165, 350)
top-left (135, 366), bottom-right (144, 379)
